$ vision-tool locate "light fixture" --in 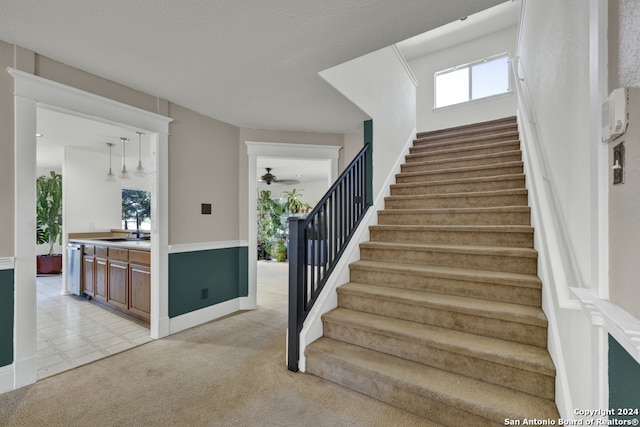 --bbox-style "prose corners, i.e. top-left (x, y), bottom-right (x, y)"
top-left (119, 137), bottom-right (130, 179)
top-left (106, 142), bottom-right (117, 182)
top-left (134, 131), bottom-right (146, 177)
